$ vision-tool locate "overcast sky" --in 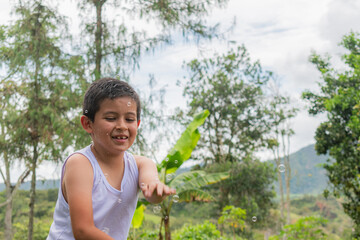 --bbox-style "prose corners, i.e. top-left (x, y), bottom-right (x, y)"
top-left (1, 0), bottom-right (360, 180)
top-left (131, 0), bottom-right (360, 159)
